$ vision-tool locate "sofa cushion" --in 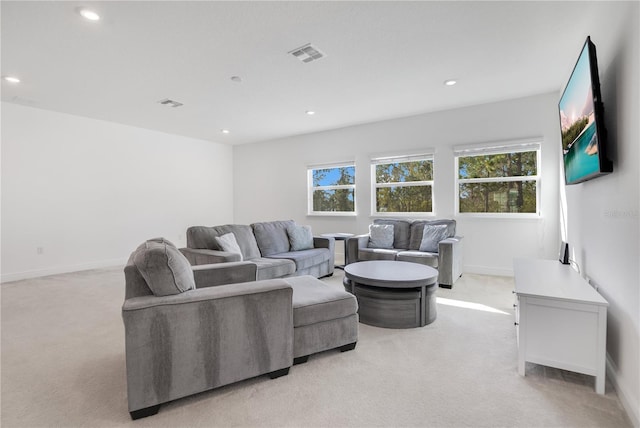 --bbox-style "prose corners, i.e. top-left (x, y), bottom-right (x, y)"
top-left (252, 220), bottom-right (295, 257)
top-left (133, 239), bottom-right (195, 296)
top-left (368, 224), bottom-right (394, 249)
top-left (409, 220), bottom-right (456, 251)
top-left (286, 275), bottom-right (358, 327)
top-left (187, 225), bottom-right (262, 260)
top-left (358, 247), bottom-right (401, 261)
top-left (419, 224), bottom-right (450, 252)
top-left (373, 218), bottom-right (412, 249)
top-left (396, 250), bottom-right (439, 268)
top-left (251, 257), bottom-right (296, 280)
top-left (287, 224), bottom-right (314, 251)
top-left (214, 233), bottom-right (243, 261)
top-left (268, 248), bottom-right (331, 271)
